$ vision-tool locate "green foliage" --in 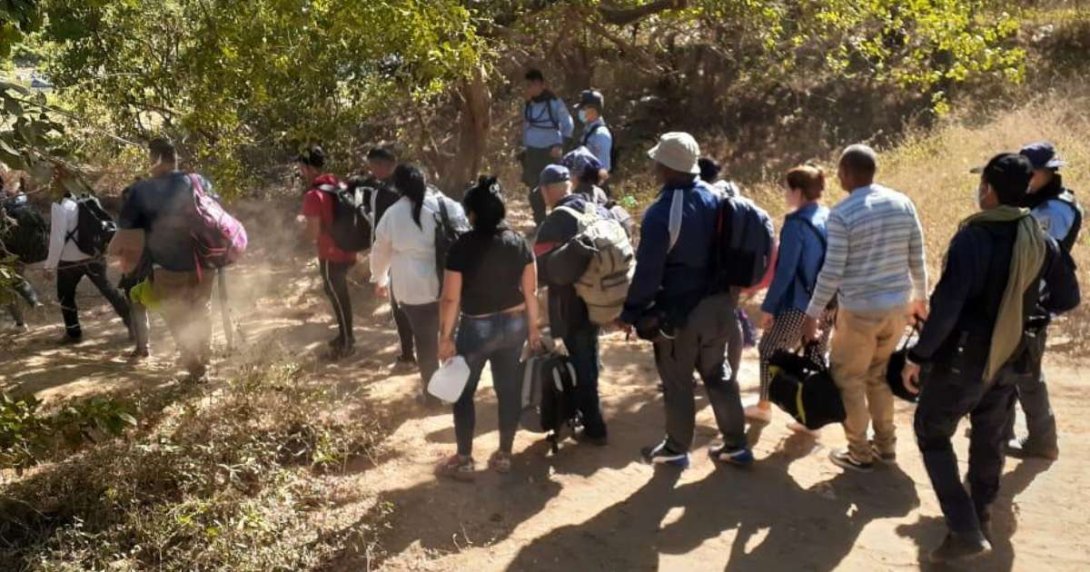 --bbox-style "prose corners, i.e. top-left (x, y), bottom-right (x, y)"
top-left (0, 392), bottom-right (138, 472)
top-left (41, 0), bottom-right (486, 197)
